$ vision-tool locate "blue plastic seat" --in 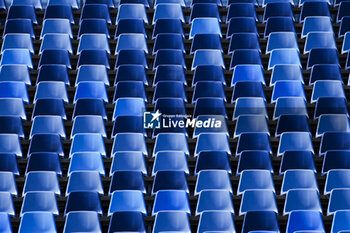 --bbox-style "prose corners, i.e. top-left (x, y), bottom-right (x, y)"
top-left (76, 65), bottom-right (109, 86)
top-left (26, 152), bottom-right (61, 175)
top-left (80, 4), bottom-right (111, 24)
top-left (344, 52), bottom-right (350, 69)
top-left (300, 2), bottom-right (330, 22)
top-left (193, 65), bottom-right (226, 86)
top-left (197, 211), bottom-right (235, 233)
top-left (154, 0), bottom-right (185, 6)
top-left (115, 19), bottom-right (146, 38)
top-left (153, 4), bottom-right (184, 24)
top-left (302, 16), bottom-right (333, 38)
top-left (320, 132), bottom-right (350, 155)
top-left (332, 210), bottom-right (350, 233)
top-left (343, 32), bottom-right (350, 54)
top-left (266, 32), bottom-right (298, 54)
top-left (325, 170), bottom-right (350, 194)
top-left (44, 5), bottom-right (74, 24)
top-left (115, 50), bottom-right (148, 68)
top-left (153, 81), bottom-right (186, 103)
top-left (154, 97), bottom-right (186, 116)
top-left (265, 17), bottom-right (295, 38)
top-left (190, 3), bottom-right (221, 22)
top-left (28, 134), bottom-right (63, 157)
top-left (0, 134), bottom-right (21, 157)
top-left (40, 34), bottom-right (72, 55)
top-left (108, 190), bottom-right (146, 215)
top-left (70, 134), bottom-right (106, 157)
top-left (109, 171), bottom-right (146, 194)
top-left (110, 151), bottom-right (146, 175)
top-left (233, 97), bottom-right (267, 119)
top-left (152, 170), bottom-right (188, 194)
top-left (3, 19), bottom-right (35, 38)
top-left (338, 2), bottom-right (350, 22)
top-left (286, 211), bottom-right (325, 233)
top-left (282, 169), bottom-right (318, 194)
top-left (34, 82), bottom-right (68, 104)
top-left (192, 49), bottom-right (224, 70)
top-left (0, 116), bottom-right (24, 138)
top-left (73, 98), bottom-right (107, 120)
top-left (230, 49), bottom-right (262, 69)
top-left (85, 0), bottom-right (115, 7)
top-left (196, 190), bottom-right (234, 215)
top-left (191, 34), bottom-right (222, 54)
top-left (195, 133), bottom-right (230, 156)
top-left (1, 49), bottom-right (32, 69)
top-left (108, 211), bottom-right (146, 233)
top-left (153, 151), bottom-right (189, 175)
top-left (71, 116), bottom-right (106, 138)
top-left (11, 0), bottom-right (41, 8)
top-left (304, 32), bottom-right (336, 54)
top-left (66, 171), bottom-right (103, 195)
top-left (65, 191), bottom-right (102, 215)
top-left (309, 64), bottom-right (342, 84)
top-left (237, 150), bottom-right (273, 175)
top-left (112, 116), bottom-right (145, 137)
top-left (242, 211), bottom-right (279, 233)
top-left (63, 211), bottom-right (102, 233)
top-left (32, 99), bottom-right (66, 120)
top-left (272, 80), bottom-right (305, 103)
top-left (23, 171), bottom-right (60, 195)
top-left (0, 64), bottom-right (30, 85)
top-left (77, 50), bottom-right (110, 69)
top-left (229, 33), bottom-right (260, 54)
top-left (37, 65), bottom-right (70, 85)
top-left (78, 19), bottom-right (109, 38)
top-left (276, 115), bottom-right (310, 137)
top-left (77, 34), bottom-right (109, 55)
top-left (153, 211), bottom-right (190, 233)
top-left (227, 17), bottom-right (258, 38)
top-left (191, 0), bottom-right (222, 5)
top-left (41, 19), bottom-right (73, 39)
top-left (74, 81), bottom-right (108, 103)
top-left (114, 81), bottom-right (147, 103)
top-left (189, 18), bottom-right (221, 39)
top-left (238, 170), bottom-right (275, 195)
top-left (193, 115), bottom-right (228, 138)
top-left (111, 133), bottom-right (148, 156)
top-left (278, 132), bottom-right (314, 156)
top-left (39, 49), bottom-right (71, 69)
top-left (154, 49), bottom-right (186, 70)
top-left (0, 82), bottom-right (28, 104)
top-left (232, 81), bottom-right (265, 103)
top-left (119, 0), bottom-right (149, 7)
top-left (234, 115), bottom-right (269, 137)
top-left (236, 133), bottom-right (272, 155)
top-left (154, 65), bottom-right (186, 86)
top-left (1, 34), bottom-right (33, 54)
top-left (193, 81), bottom-right (226, 103)
top-left (153, 133), bottom-right (188, 156)
top-left (113, 97), bottom-right (145, 119)
top-left (195, 170), bottom-right (232, 195)
top-left (152, 190), bottom-right (190, 215)
top-left (0, 172), bottom-right (17, 196)
top-left (69, 152), bottom-right (104, 176)
top-left (329, 189), bottom-right (350, 215)
top-left (240, 190), bottom-right (278, 215)
top-left (154, 34), bottom-right (185, 55)
top-left (284, 189), bottom-right (322, 215)
top-left (19, 212), bottom-right (56, 233)
top-left (21, 192), bottom-right (58, 216)
top-left (0, 212), bottom-right (12, 233)
top-left (268, 49), bottom-right (301, 70)
top-left (227, 3), bottom-right (256, 22)
top-left (117, 4), bottom-right (148, 24)
top-left (115, 65), bottom-right (148, 85)
top-left (322, 151), bottom-right (350, 174)
top-left (0, 153), bottom-right (19, 175)
top-left (315, 97), bottom-right (348, 119)
top-left (47, 0), bottom-right (79, 8)
top-left (30, 116), bottom-right (65, 139)
top-left (7, 5), bottom-right (37, 24)
top-left (271, 65), bottom-right (304, 87)
top-left (152, 19), bottom-right (184, 39)
top-left (195, 150), bottom-right (231, 174)
top-left (116, 33), bottom-right (147, 54)
top-left (264, 2), bottom-right (294, 22)
top-left (316, 114), bottom-right (350, 137)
